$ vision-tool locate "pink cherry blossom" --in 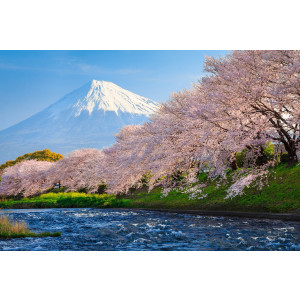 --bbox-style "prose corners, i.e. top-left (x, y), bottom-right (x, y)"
top-left (0, 160), bottom-right (54, 197)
